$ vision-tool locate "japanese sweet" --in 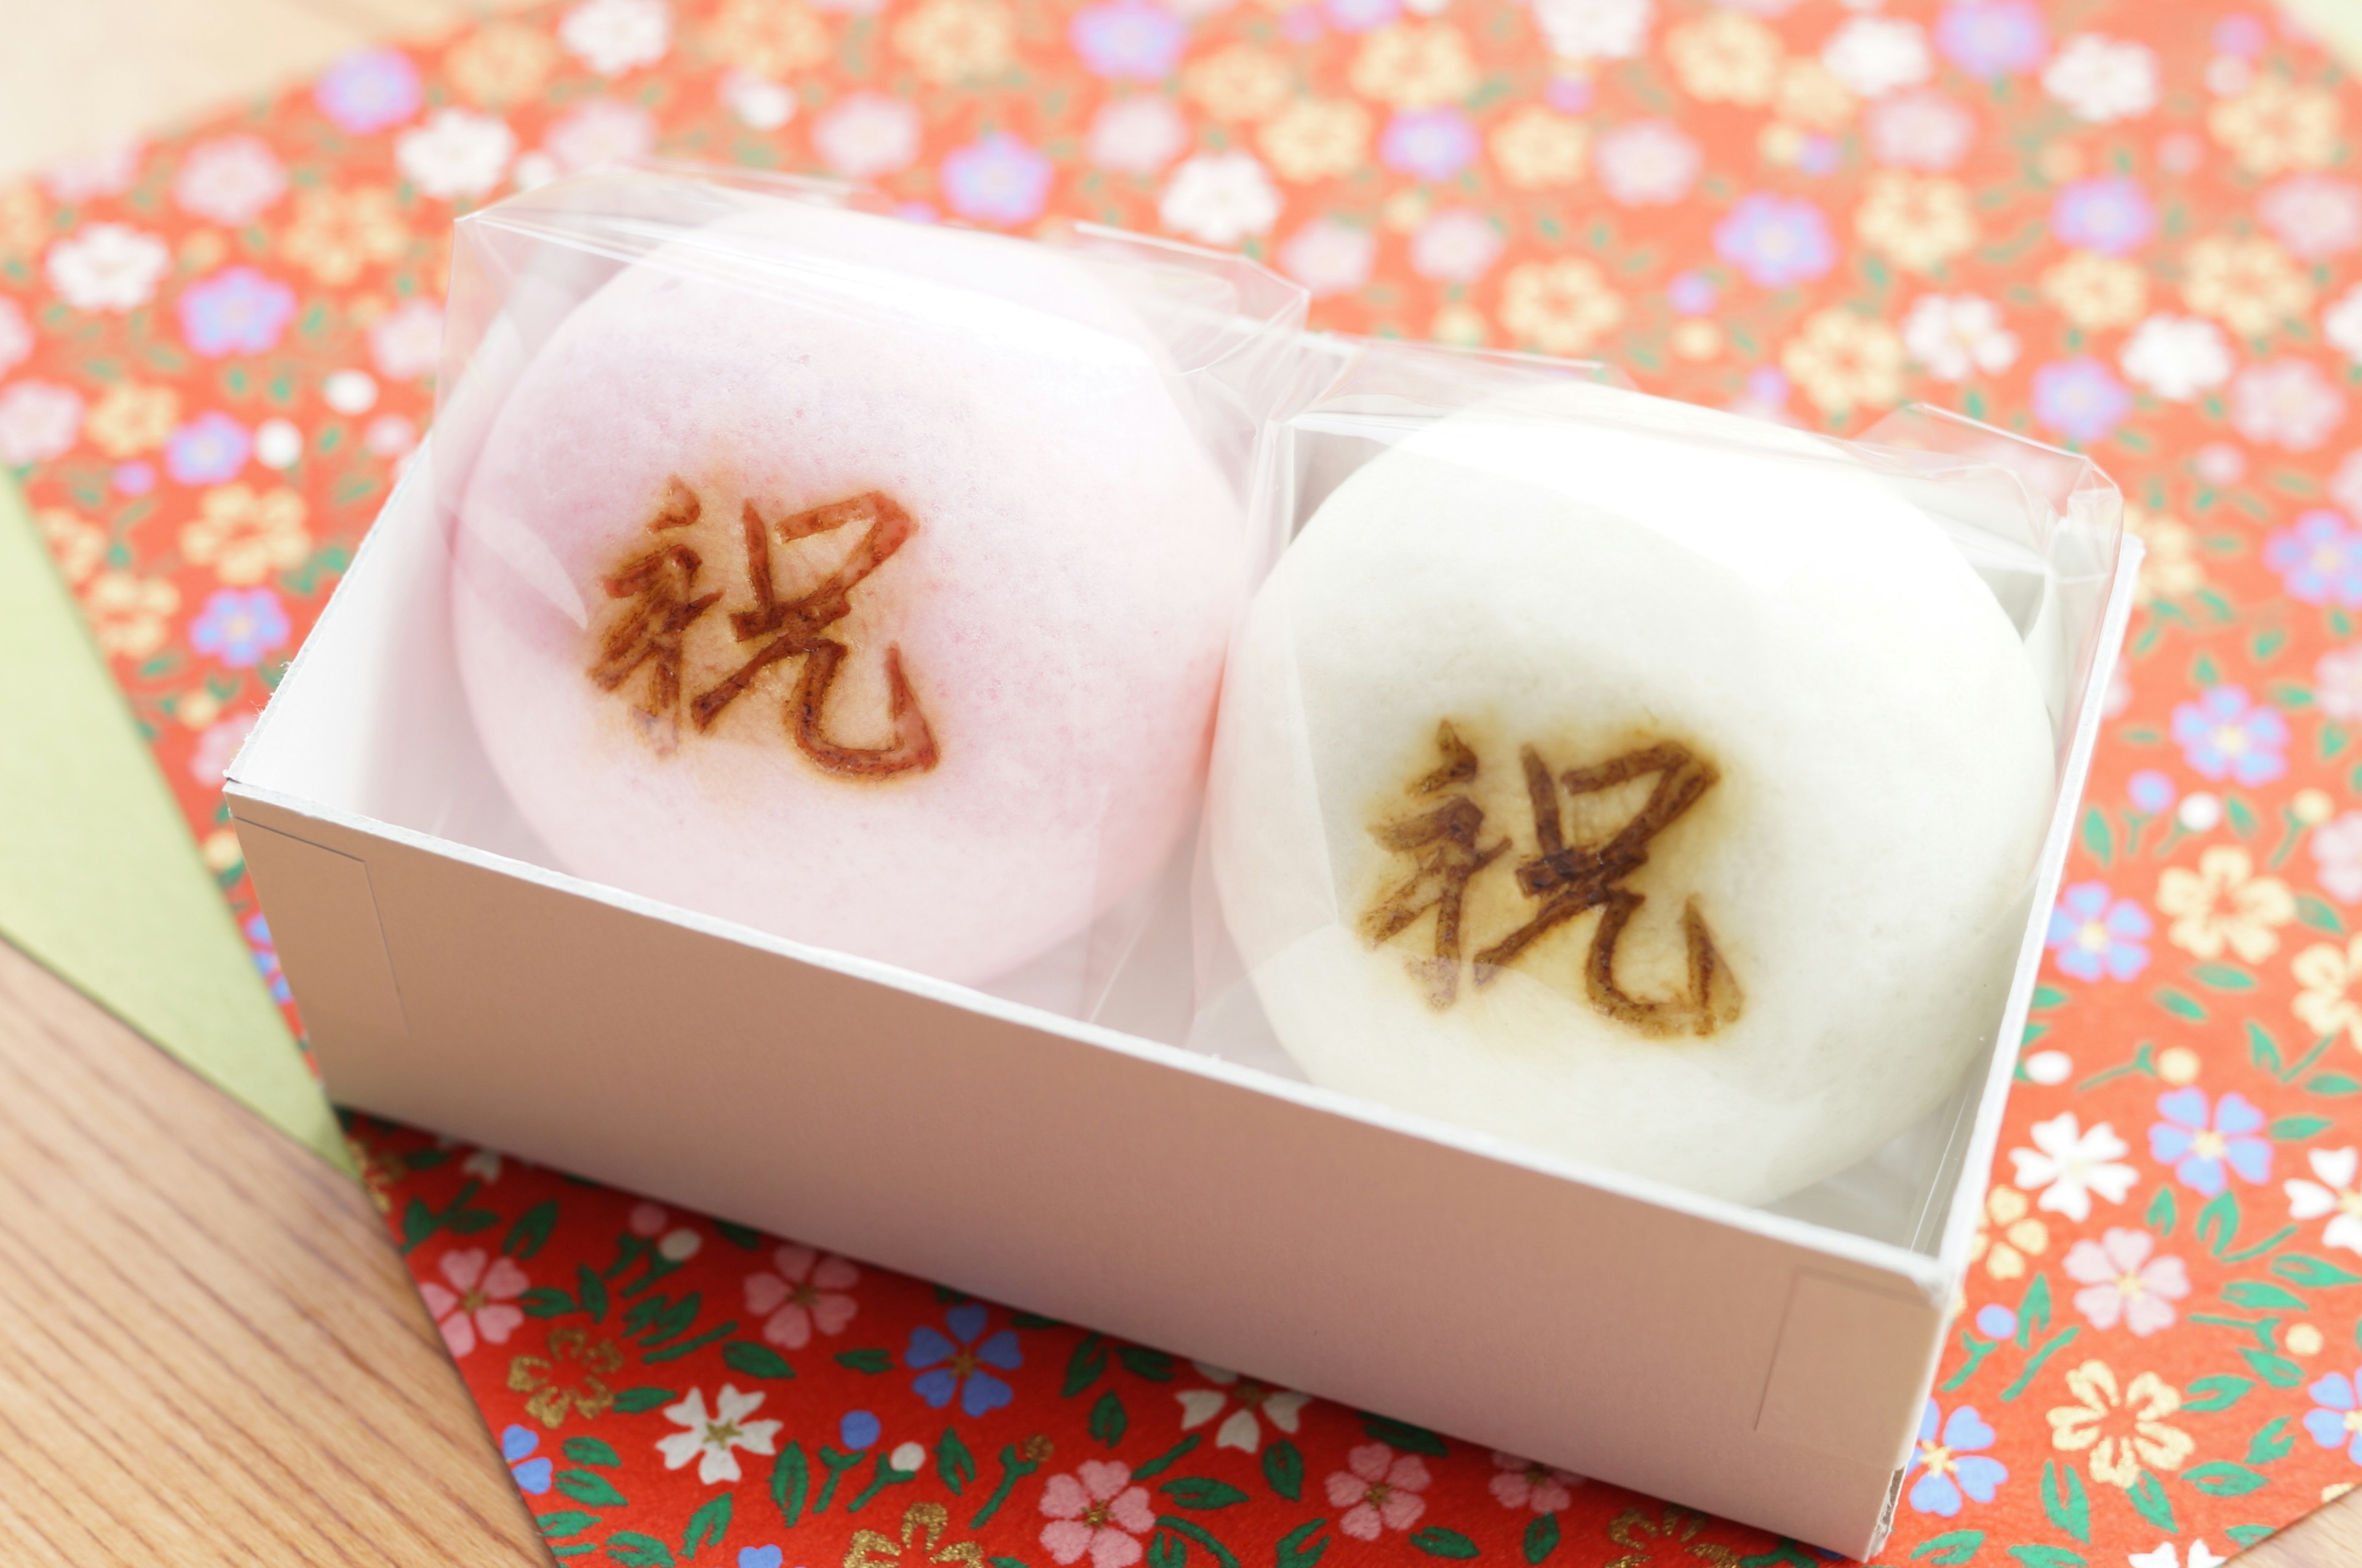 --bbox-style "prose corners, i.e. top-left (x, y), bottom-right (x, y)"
top-left (450, 201), bottom-right (1246, 985)
top-left (1207, 385), bottom-right (2058, 1204)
